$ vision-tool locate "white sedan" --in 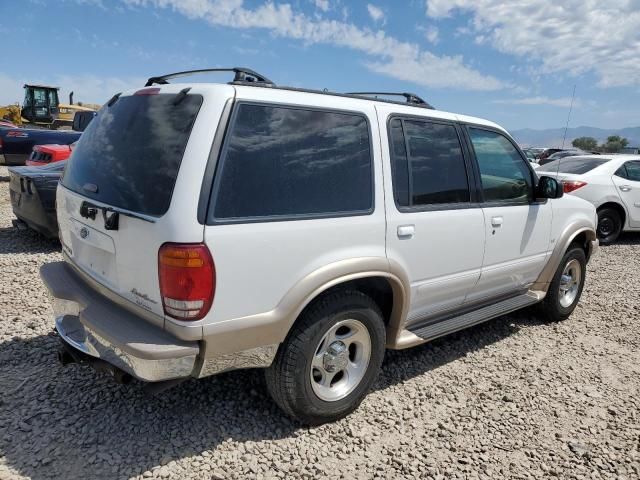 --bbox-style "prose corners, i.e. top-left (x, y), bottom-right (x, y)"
top-left (537, 155), bottom-right (640, 244)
